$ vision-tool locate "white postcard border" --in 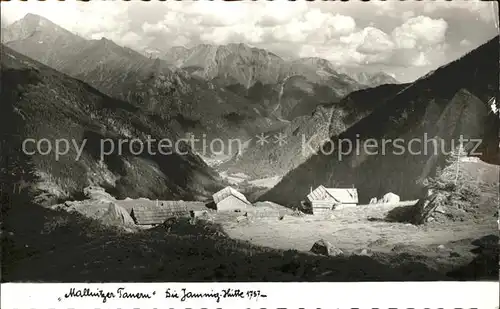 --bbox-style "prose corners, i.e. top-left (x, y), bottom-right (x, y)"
top-left (1, 282), bottom-right (499, 309)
